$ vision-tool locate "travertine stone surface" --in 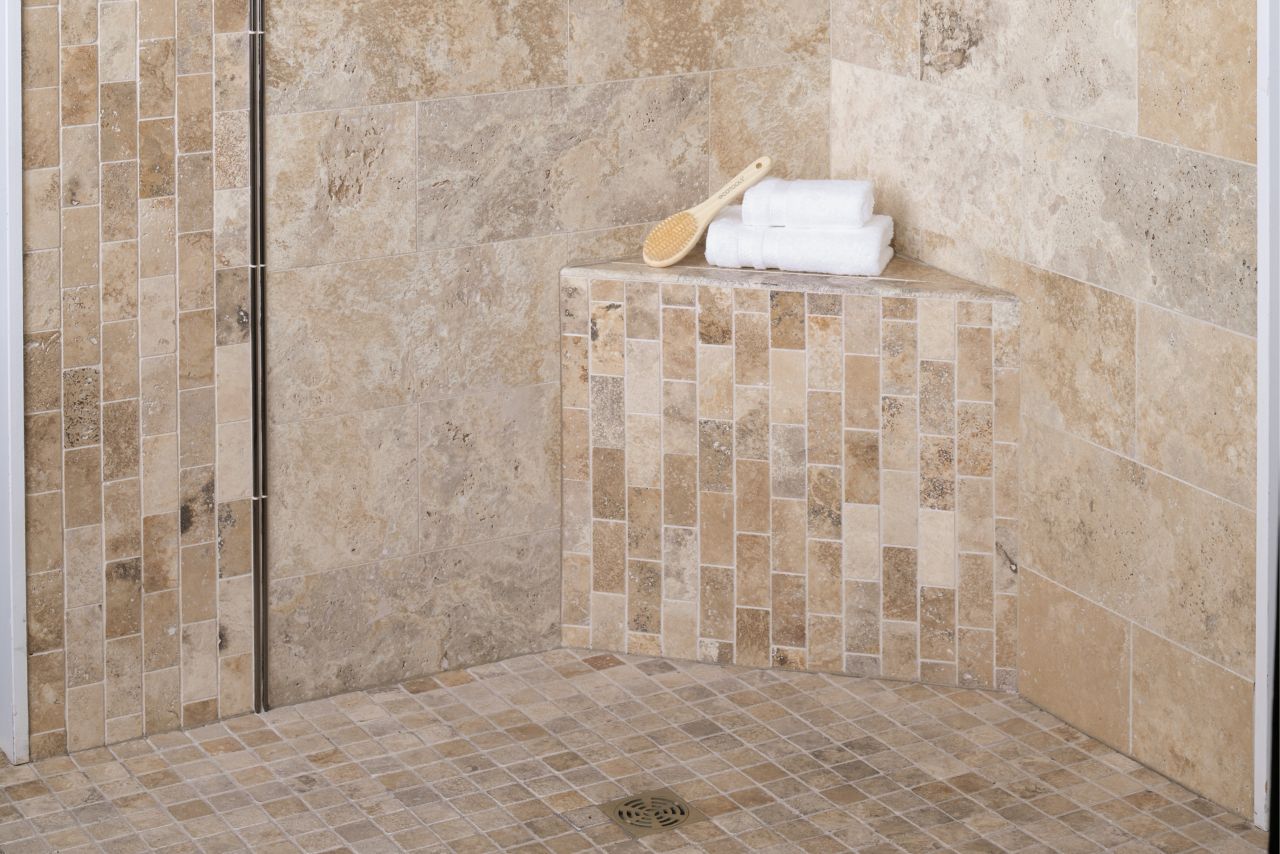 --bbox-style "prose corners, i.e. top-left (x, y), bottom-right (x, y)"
top-left (1131, 627), bottom-right (1255, 817)
top-left (1138, 0), bottom-right (1256, 163)
top-left (1021, 113), bottom-right (1256, 335)
top-left (1136, 303), bottom-right (1256, 509)
top-left (830, 62), bottom-right (1025, 262)
top-left (831, 0), bottom-right (920, 78)
top-left (20, 0), bottom-right (254, 757)
top-left (709, 61), bottom-right (830, 187)
top-left (561, 259), bottom-right (1019, 690)
top-left (1020, 420), bottom-right (1254, 677)
top-left (565, 0), bottom-right (829, 83)
top-left (265, 0), bottom-right (568, 114)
